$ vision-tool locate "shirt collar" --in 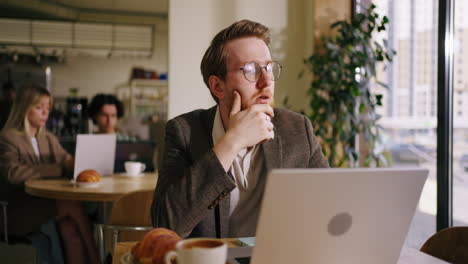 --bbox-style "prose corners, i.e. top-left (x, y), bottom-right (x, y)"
top-left (212, 106), bottom-right (225, 147)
